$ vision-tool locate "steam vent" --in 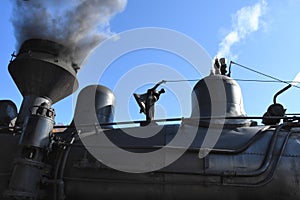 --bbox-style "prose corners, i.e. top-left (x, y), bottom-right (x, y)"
top-left (8, 39), bottom-right (79, 125)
